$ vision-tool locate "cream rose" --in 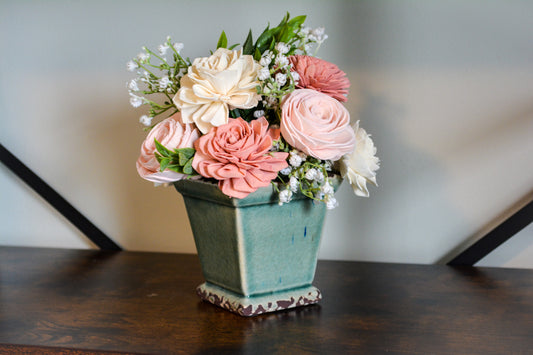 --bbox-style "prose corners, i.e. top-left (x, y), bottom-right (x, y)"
top-left (136, 113), bottom-right (200, 183)
top-left (280, 89), bottom-right (356, 161)
top-left (173, 48), bottom-right (261, 134)
top-left (339, 121), bottom-right (379, 197)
